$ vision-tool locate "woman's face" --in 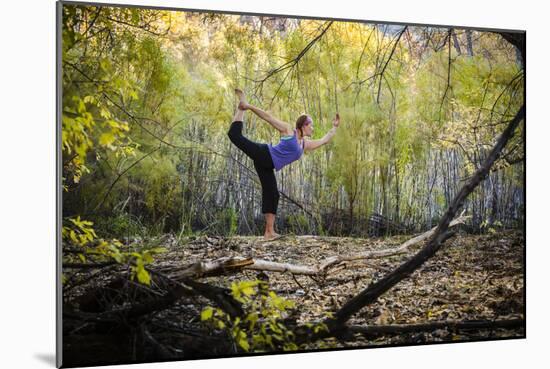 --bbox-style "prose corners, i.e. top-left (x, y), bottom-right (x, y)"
top-left (303, 117), bottom-right (314, 137)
